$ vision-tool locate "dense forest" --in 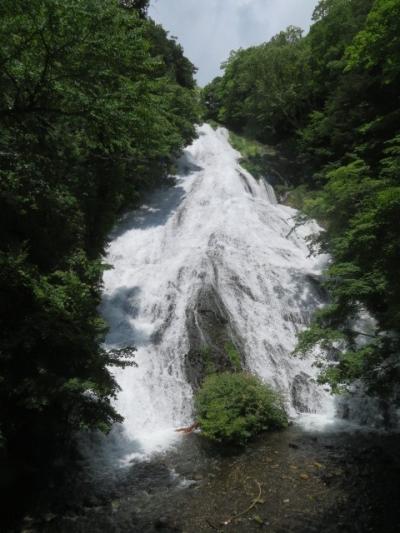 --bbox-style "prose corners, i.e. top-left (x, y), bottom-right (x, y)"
top-left (0, 0), bottom-right (199, 515)
top-left (203, 0), bottom-right (400, 400)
